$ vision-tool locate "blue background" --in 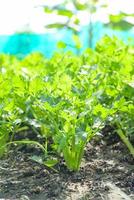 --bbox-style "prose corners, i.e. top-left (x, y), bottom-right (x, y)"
top-left (0, 23), bottom-right (134, 58)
